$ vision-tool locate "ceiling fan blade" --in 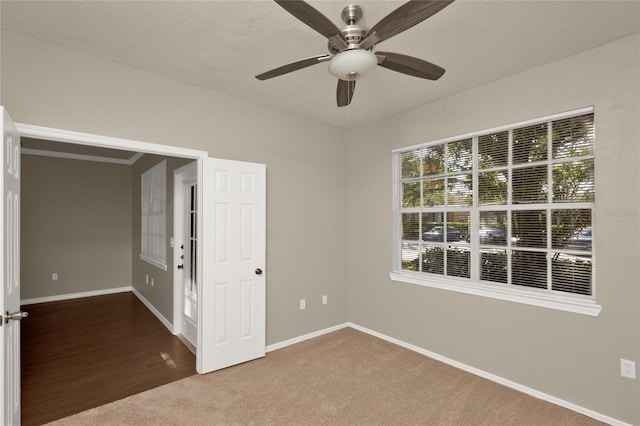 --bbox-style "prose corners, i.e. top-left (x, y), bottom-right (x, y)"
top-left (255, 55), bottom-right (331, 80)
top-left (361, 0), bottom-right (454, 49)
top-left (337, 79), bottom-right (356, 107)
top-left (274, 0), bottom-right (347, 49)
top-left (376, 51), bottom-right (445, 80)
